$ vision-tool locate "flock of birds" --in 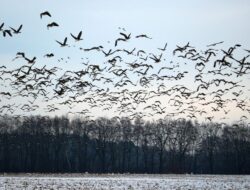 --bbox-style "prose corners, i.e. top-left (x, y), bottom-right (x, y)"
top-left (0, 11), bottom-right (250, 124)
